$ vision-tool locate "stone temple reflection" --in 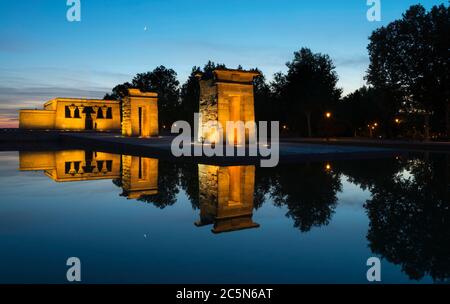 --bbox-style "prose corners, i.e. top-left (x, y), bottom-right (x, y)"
top-left (196, 164), bottom-right (259, 234)
top-left (19, 150), bottom-right (121, 182)
top-left (121, 155), bottom-right (158, 199)
top-left (19, 151), bottom-right (159, 199)
top-left (18, 151), bottom-right (259, 234)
